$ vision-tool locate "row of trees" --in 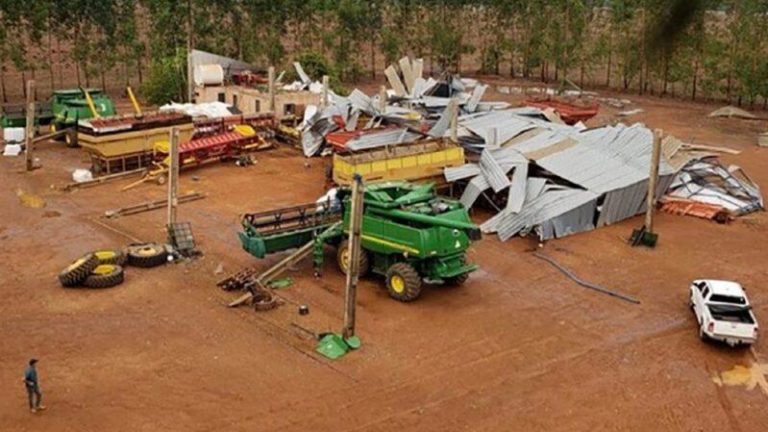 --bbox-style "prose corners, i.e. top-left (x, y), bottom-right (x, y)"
top-left (1, 1), bottom-right (768, 107)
